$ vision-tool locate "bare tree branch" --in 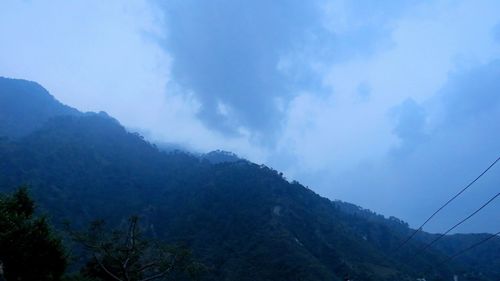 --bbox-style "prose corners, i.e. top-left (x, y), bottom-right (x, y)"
top-left (139, 266), bottom-right (172, 281)
top-left (137, 261), bottom-right (160, 273)
top-left (139, 254), bottom-right (177, 281)
top-left (94, 253), bottom-right (124, 281)
top-left (71, 217), bottom-right (199, 281)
